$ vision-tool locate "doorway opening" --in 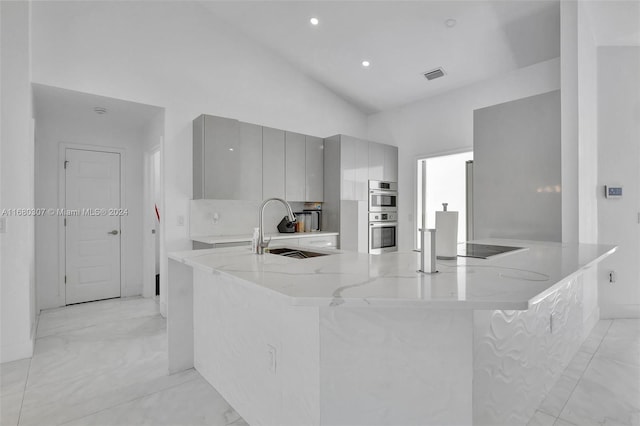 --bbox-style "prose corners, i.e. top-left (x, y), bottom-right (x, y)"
top-left (143, 146), bottom-right (161, 299)
top-left (415, 150), bottom-right (473, 250)
top-left (33, 84), bottom-right (164, 310)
